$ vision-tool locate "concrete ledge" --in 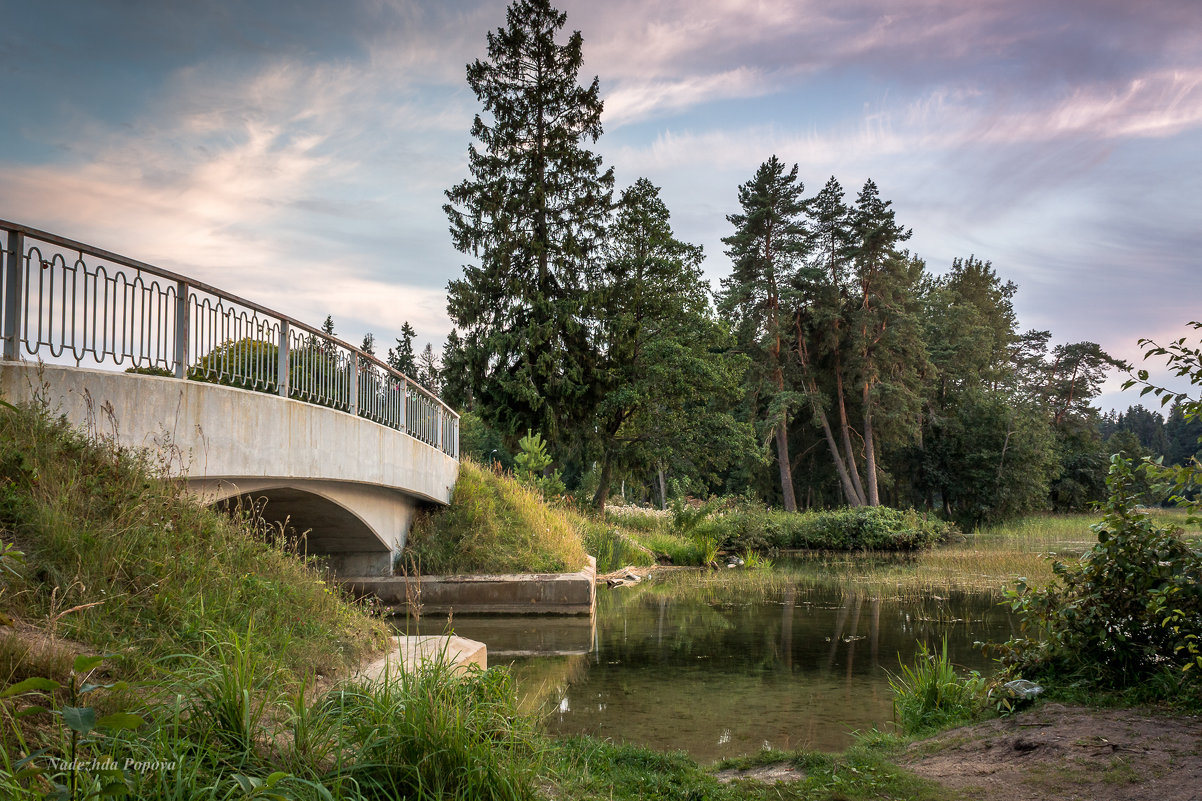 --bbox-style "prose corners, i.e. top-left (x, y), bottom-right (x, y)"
top-left (414, 614), bottom-right (597, 658)
top-left (354, 635), bottom-right (487, 683)
top-left (342, 556), bottom-right (596, 616)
